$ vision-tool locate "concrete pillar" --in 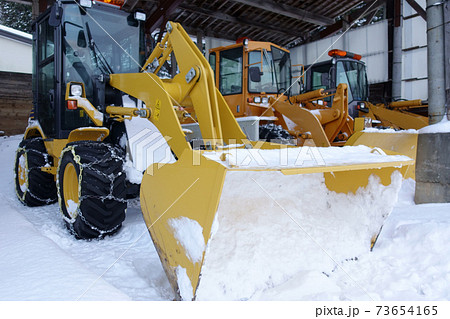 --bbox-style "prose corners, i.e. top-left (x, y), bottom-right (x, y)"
top-left (444, 0), bottom-right (450, 110)
top-left (415, 0), bottom-right (449, 204)
top-left (426, 0), bottom-right (446, 124)
top-left (392, 0), bottom-right (403, 101)
top-left (414, 132), bottom-right (450, 203)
